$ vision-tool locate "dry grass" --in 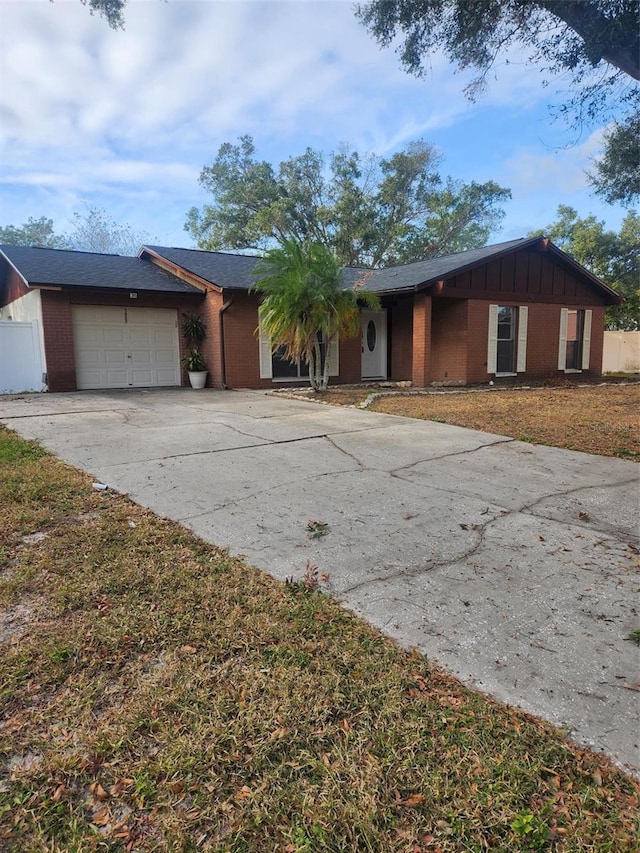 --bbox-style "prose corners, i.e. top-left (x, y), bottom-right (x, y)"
top-left (296, 384), bottom-right (640, 461)
top-left (1, 426), bottom-right (638, 852)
